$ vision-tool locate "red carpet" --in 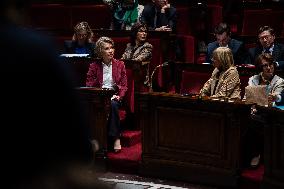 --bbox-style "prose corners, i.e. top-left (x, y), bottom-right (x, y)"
top-left (121, 130), bottom-right (141, 147)
top-left (107, 130), bottom-right (264, 188)
top-left (239, 165), bottom-right (264, 189)
top-left (107, 130), bottom-right (142, 174)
